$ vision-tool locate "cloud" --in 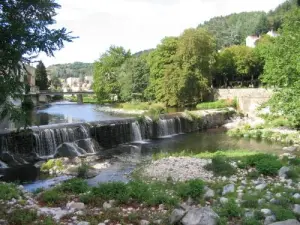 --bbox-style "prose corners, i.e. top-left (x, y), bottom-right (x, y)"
top-left (39, 0), bottom-right (285, 66)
